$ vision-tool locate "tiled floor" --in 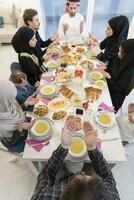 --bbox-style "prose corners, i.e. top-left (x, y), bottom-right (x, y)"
top-left (0, 44), bottom-right (134, 200)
